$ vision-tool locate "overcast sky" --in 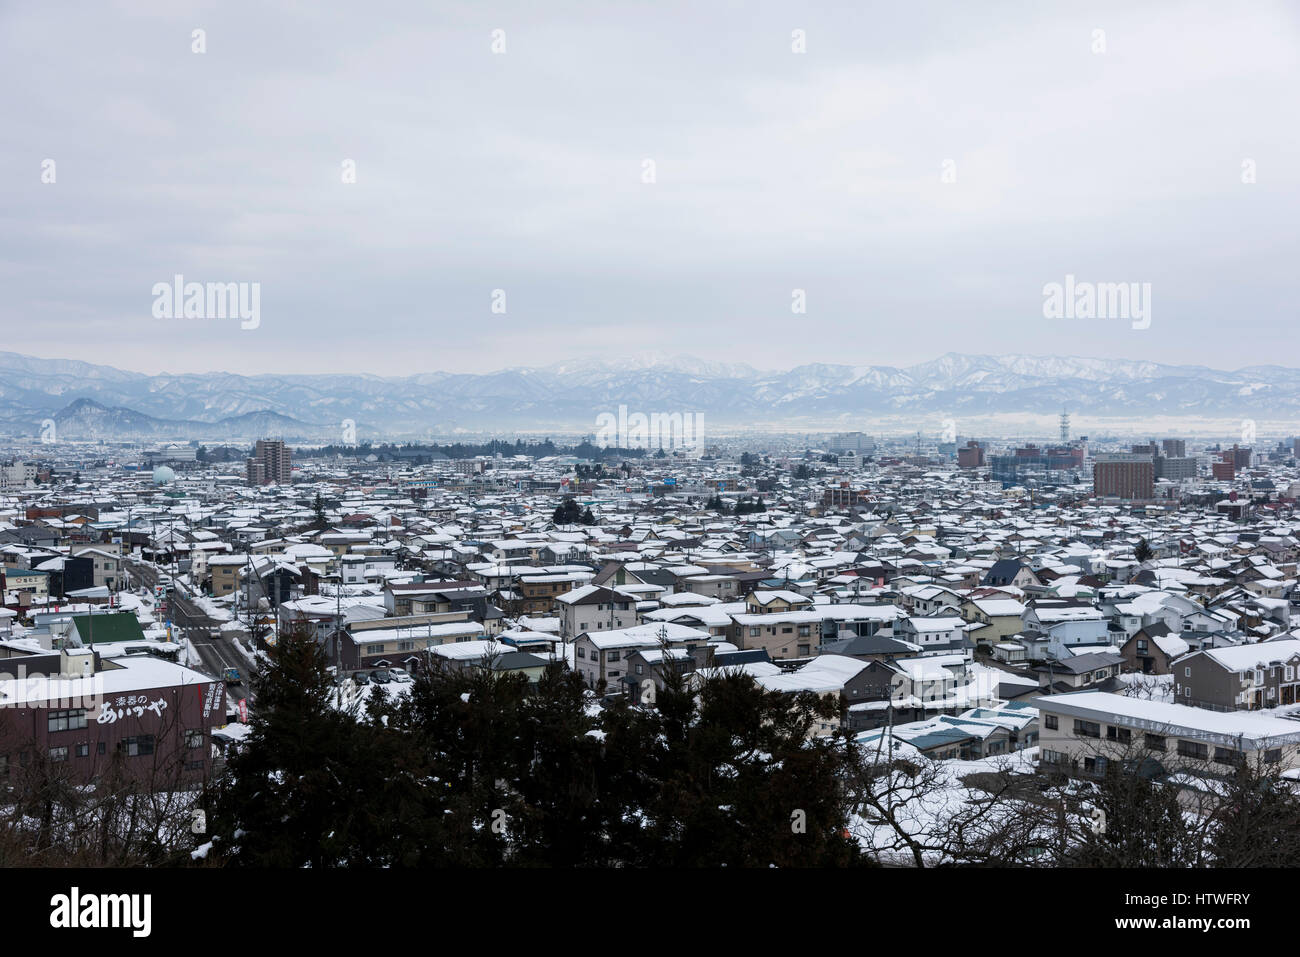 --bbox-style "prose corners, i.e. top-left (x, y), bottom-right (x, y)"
top-left (3, 0), bottom-right (1298, 376)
